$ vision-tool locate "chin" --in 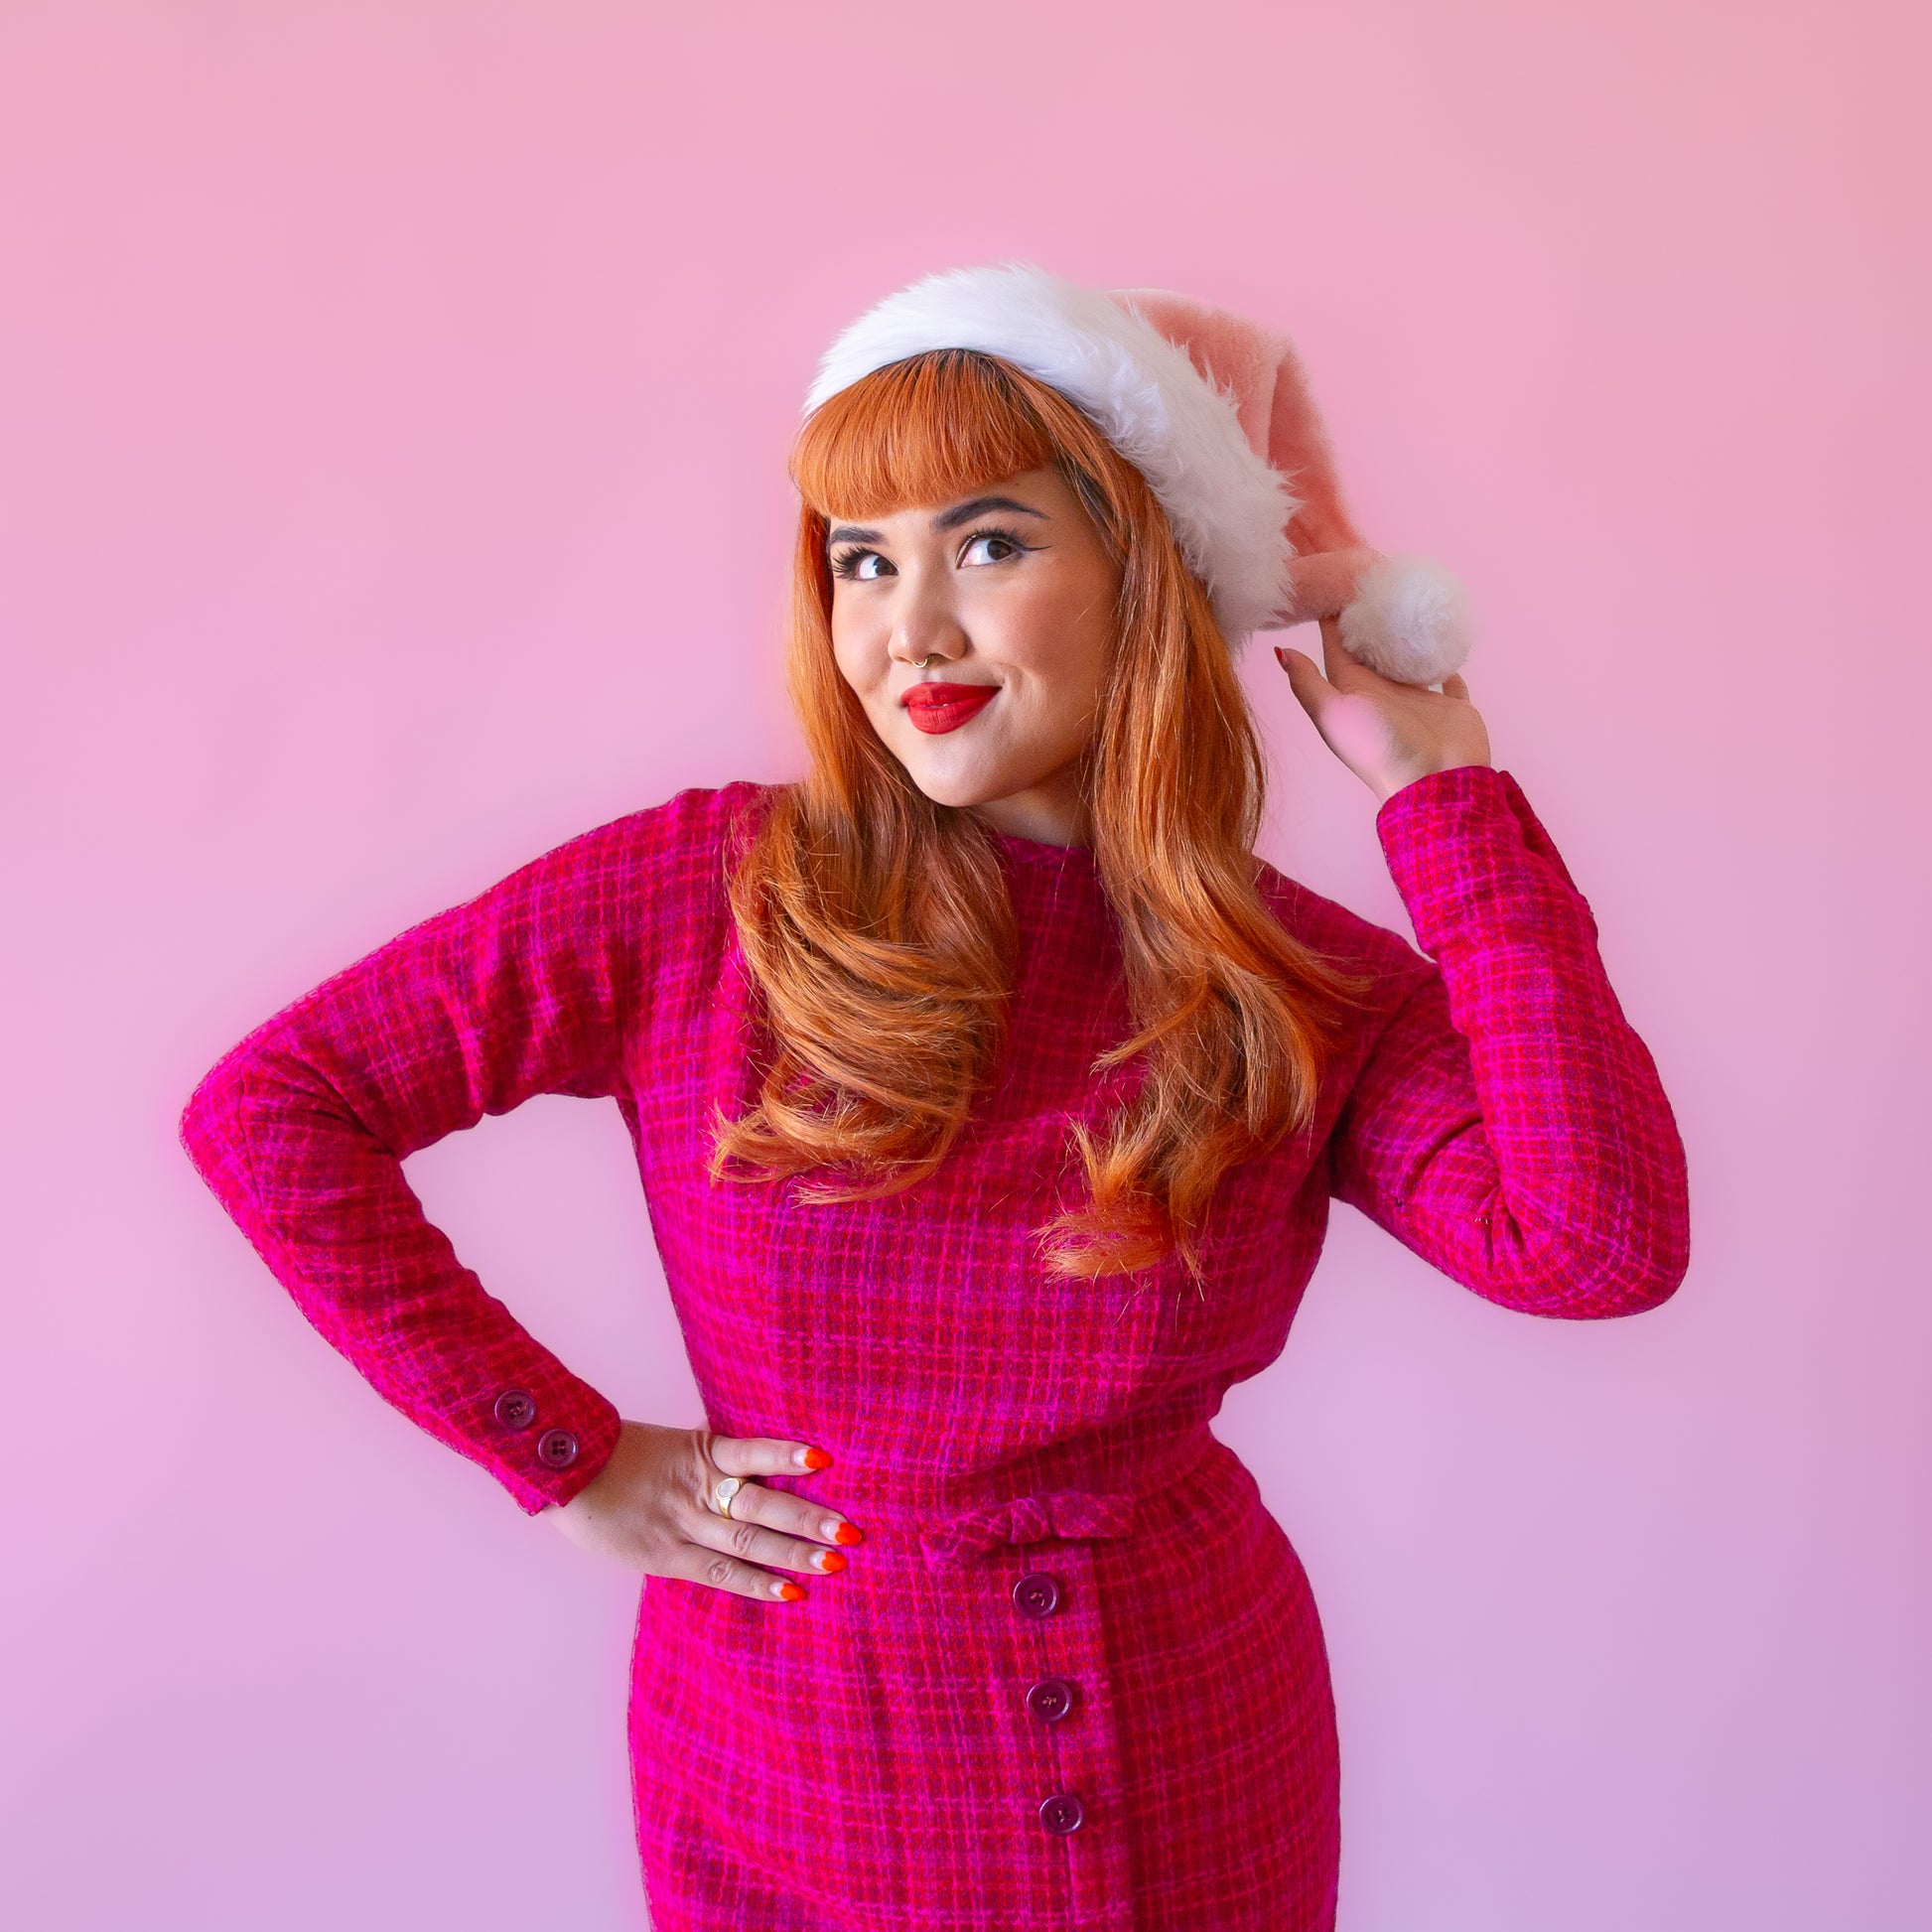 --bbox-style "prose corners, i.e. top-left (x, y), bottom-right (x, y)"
top-left (891, 747), bottom-right (1013, 812)
top-left (887, 715), bottom-right (1069, 814)
top-left (902, 767), bottom-right (1001, 811)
